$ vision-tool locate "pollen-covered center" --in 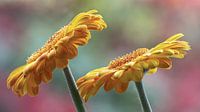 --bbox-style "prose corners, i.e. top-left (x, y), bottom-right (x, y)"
top-left (26, 26), bottom-right (68, 63)
top-left (108, 48), bottom-right (149, 69)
